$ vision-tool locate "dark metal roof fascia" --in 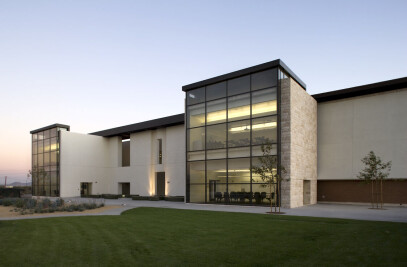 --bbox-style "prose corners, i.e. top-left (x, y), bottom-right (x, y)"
top-left (182, 59), bottom-right (306, 91)
top-left (30, 124), bottom-right (70, 134)
top-left (90, 113), bottom-right (185, 137)
top-left (312, 77), bottom-right (407, 103)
